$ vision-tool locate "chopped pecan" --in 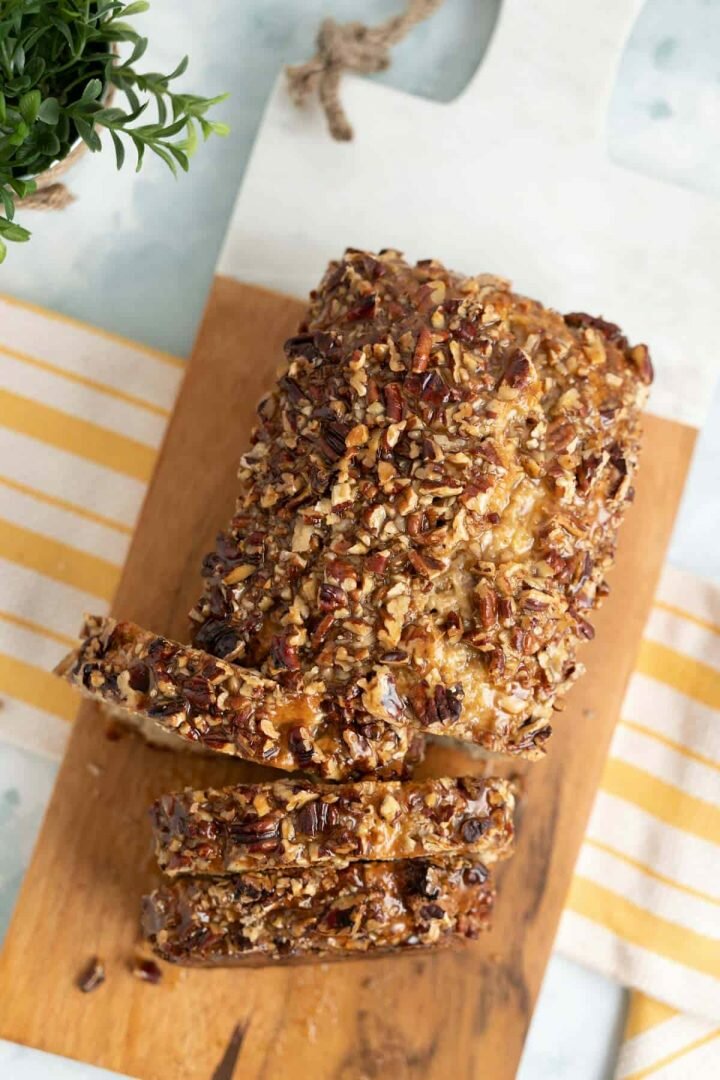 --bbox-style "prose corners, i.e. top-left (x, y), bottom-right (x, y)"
top-left (77, 956), bottom-right (105, 993)
top-left (270, 635), bottom-right (300, 670)
top-left (500, 349), bottom-right (532, 390)
top-left (565, 311), bottom-right (628, 349)
top-left (383, 381), bottom-right (404, 420)
top-left (412, 326), bottom-right (433, 372)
